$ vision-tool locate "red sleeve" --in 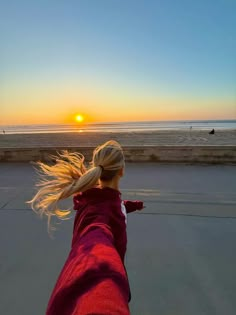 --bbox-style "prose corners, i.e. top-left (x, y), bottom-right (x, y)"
top-left (123, 200), bottom-right (143, 213)
top-left (46, 227), bottom-right (130, 315)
